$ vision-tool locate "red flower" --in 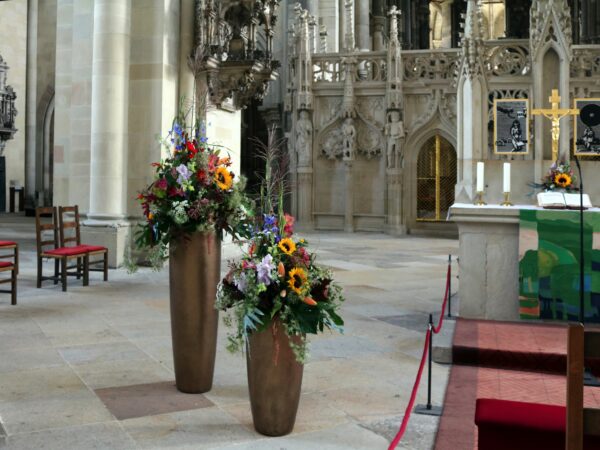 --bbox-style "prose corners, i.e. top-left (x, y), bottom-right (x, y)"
top-left (208, 154), bottom-right (219, 171)
top-left (283, 214), bottom-right (295, 237)
top-left (154, 178), bottom-right (168, 191)
top-left (186, 141), bottom-right (198, 157)
top-left (196, 169), bottom-right (207, 184)
top-left (168, 186), bottom-right (184, 197)
top-left (137, 193), bottom-right (144, 200)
